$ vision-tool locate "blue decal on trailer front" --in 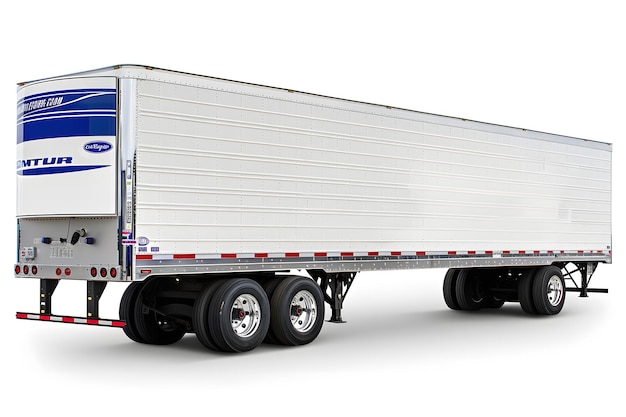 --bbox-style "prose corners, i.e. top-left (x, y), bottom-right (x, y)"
top-left (17, 89), bottom-right (116, 143)
top-left (17, 165), bottom-right (110, 176)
